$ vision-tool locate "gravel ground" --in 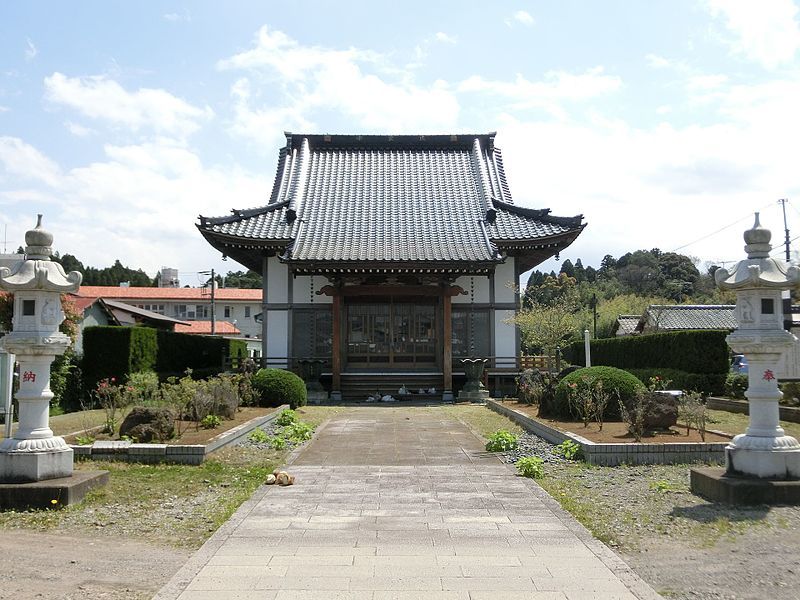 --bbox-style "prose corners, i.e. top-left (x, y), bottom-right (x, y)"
top-left (497, 427), bottom-right (800, 600)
